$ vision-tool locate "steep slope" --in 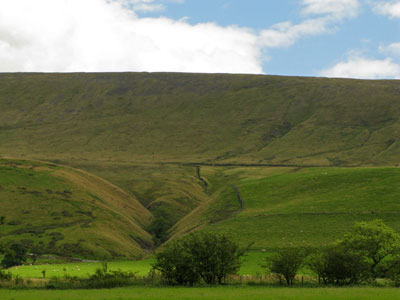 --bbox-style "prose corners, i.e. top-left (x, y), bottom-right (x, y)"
top-left (0, 73), bottom-right (398, 166)
top-left (0, 159), bottom-right (153, 258)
